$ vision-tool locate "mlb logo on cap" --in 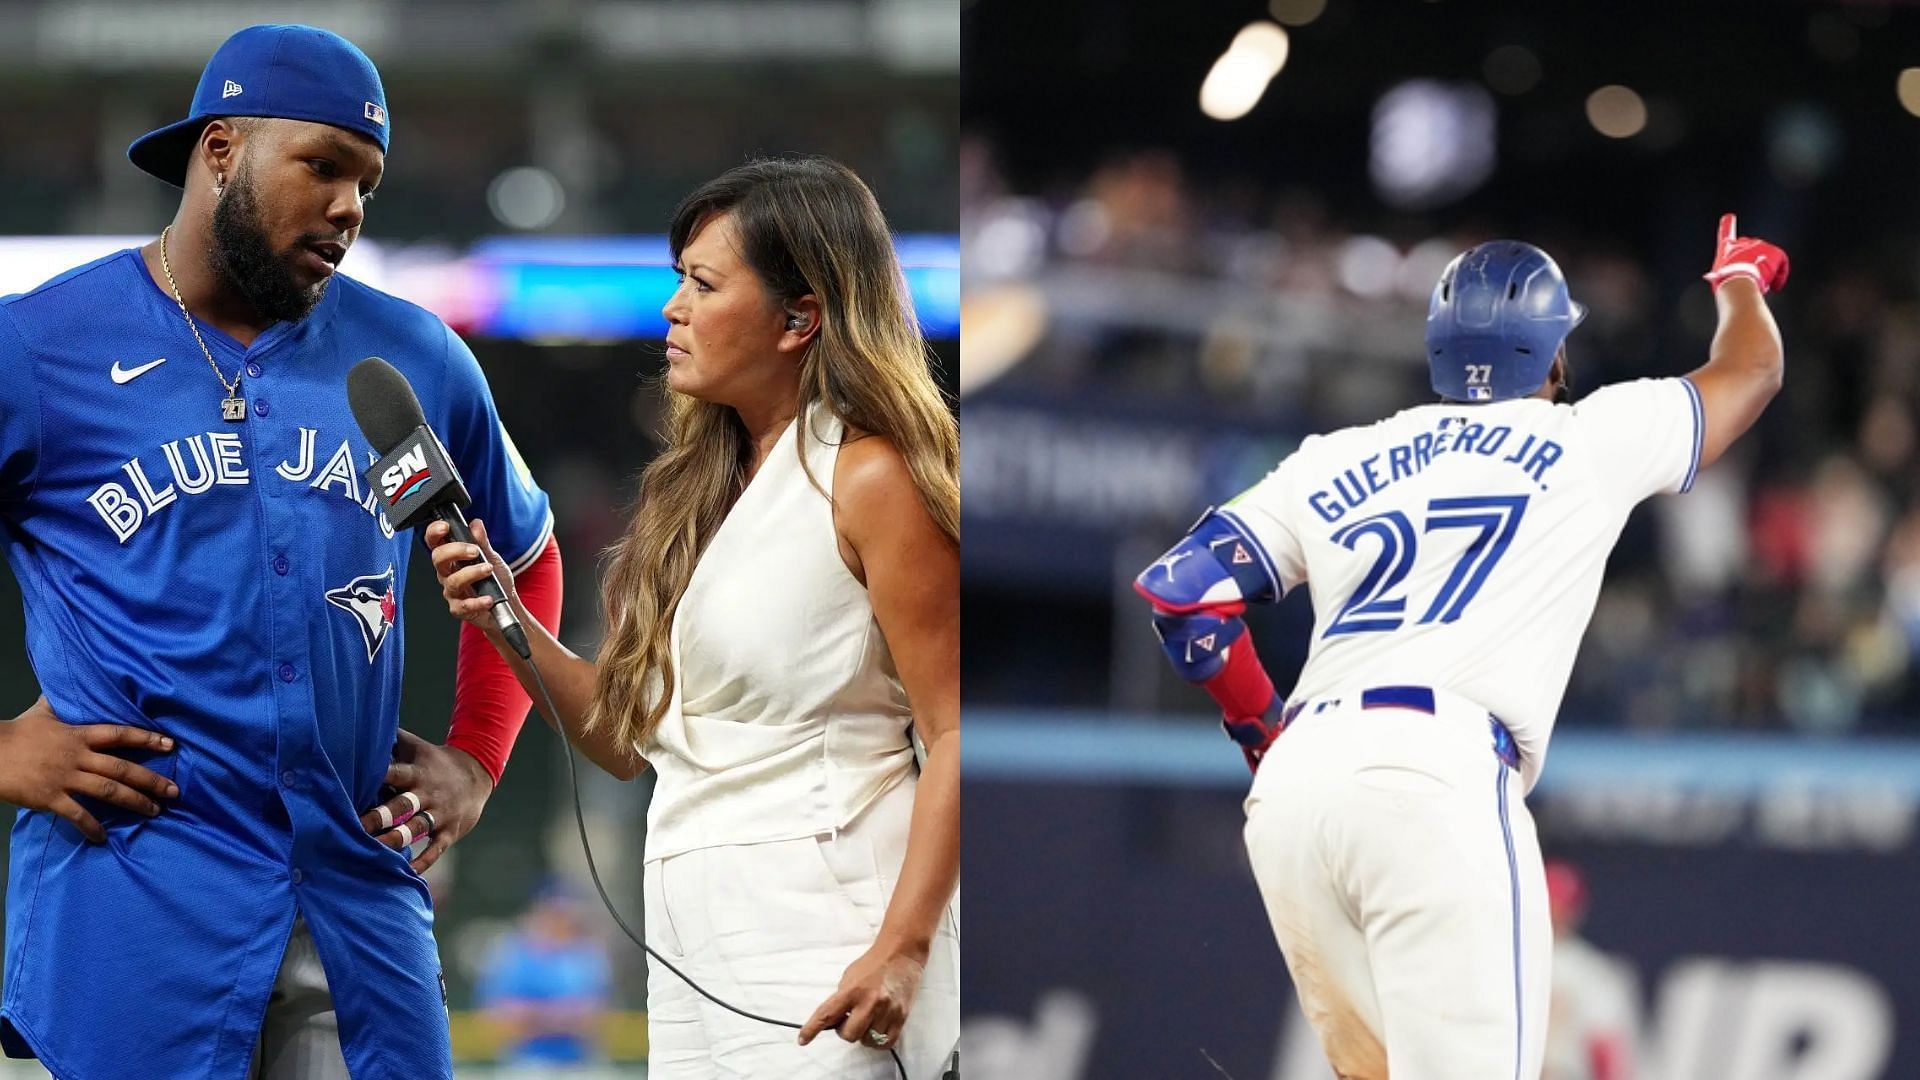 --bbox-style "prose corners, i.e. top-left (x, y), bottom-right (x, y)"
top-left (127, 24), bottom-right (390, 189)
